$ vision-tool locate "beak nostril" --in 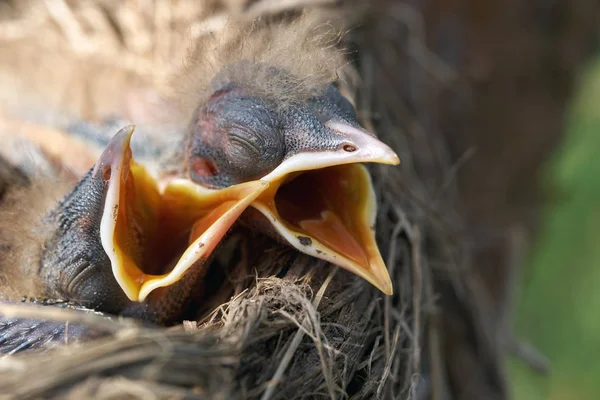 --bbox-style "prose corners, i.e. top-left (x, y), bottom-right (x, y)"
top-left (343, 144), bottom-right (357, 153)
top-left (103, 166), bottom-right (112, 181)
